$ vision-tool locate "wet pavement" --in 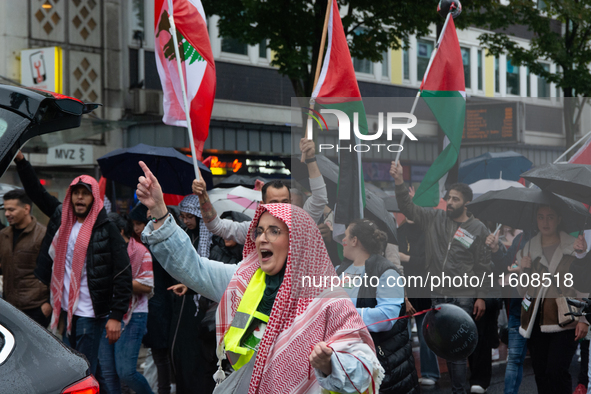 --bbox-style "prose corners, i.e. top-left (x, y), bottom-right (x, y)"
top-left (411, 328), bottom-right (585, 393)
